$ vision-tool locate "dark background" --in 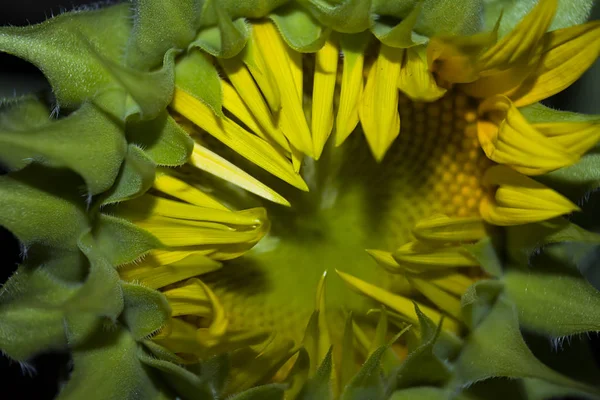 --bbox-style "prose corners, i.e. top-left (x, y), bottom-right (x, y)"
top-left (0, 1), bottom-right (599, 399)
